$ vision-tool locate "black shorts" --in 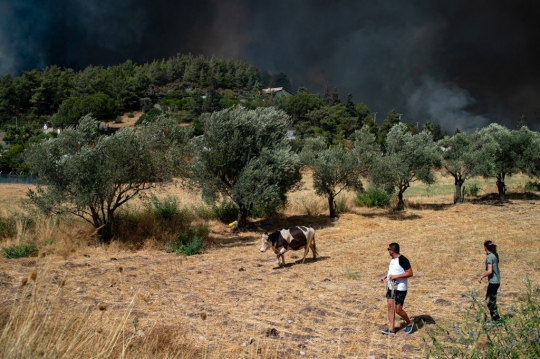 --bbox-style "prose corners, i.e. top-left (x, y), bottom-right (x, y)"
top-left (386, 289), bottom-right (408, 306)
